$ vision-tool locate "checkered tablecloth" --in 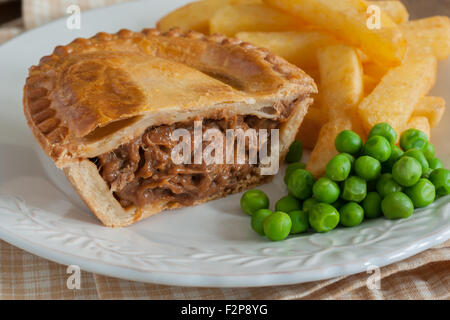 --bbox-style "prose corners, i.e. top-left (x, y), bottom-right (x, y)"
top-left (1, 238), bottom-right (448, 299)
top-left (0, 0), bottom-right (449, 299)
